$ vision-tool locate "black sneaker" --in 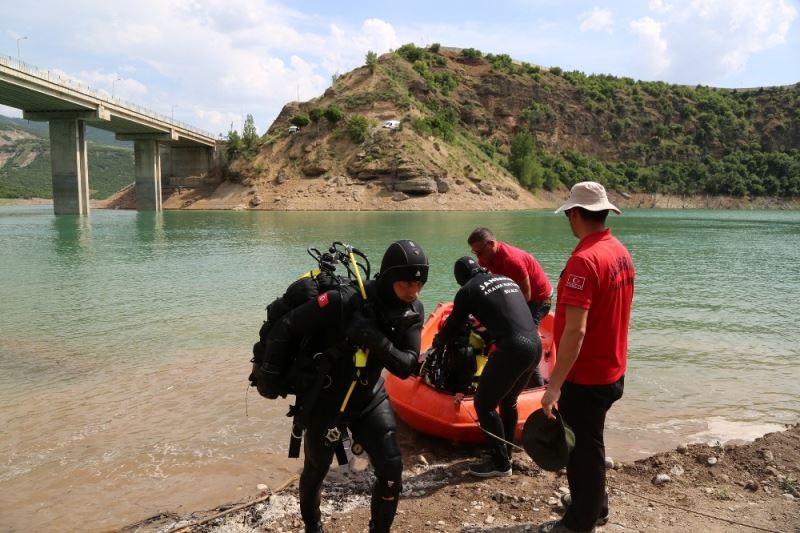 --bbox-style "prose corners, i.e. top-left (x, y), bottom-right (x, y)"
top-left (468, 456), bottom-right (512, 478)
top-left (560, 493), bottom-right (609, 525)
